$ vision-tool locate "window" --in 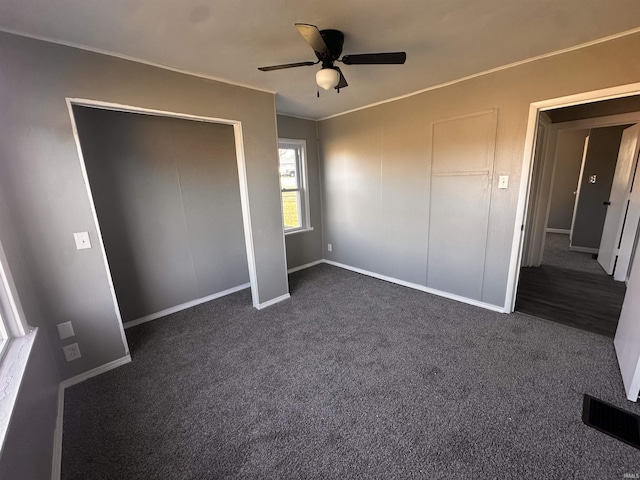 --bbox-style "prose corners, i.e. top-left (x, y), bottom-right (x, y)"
top-left (279, 139), bottom-right (311, 233)
top-left (0, 242), bottom-right (28, 360)
top-left (0, 237), bottom-right (35, 452)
